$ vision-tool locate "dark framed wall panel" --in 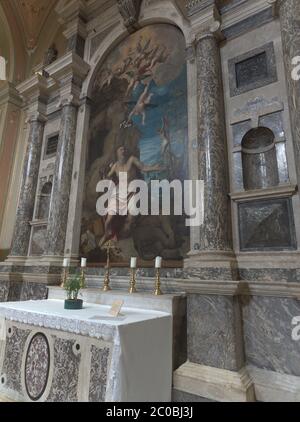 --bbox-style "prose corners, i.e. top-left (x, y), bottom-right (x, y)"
top-left (238, 198), bottom-right (297, 251)
top-left (228, 42), bottom-right (278, 97)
